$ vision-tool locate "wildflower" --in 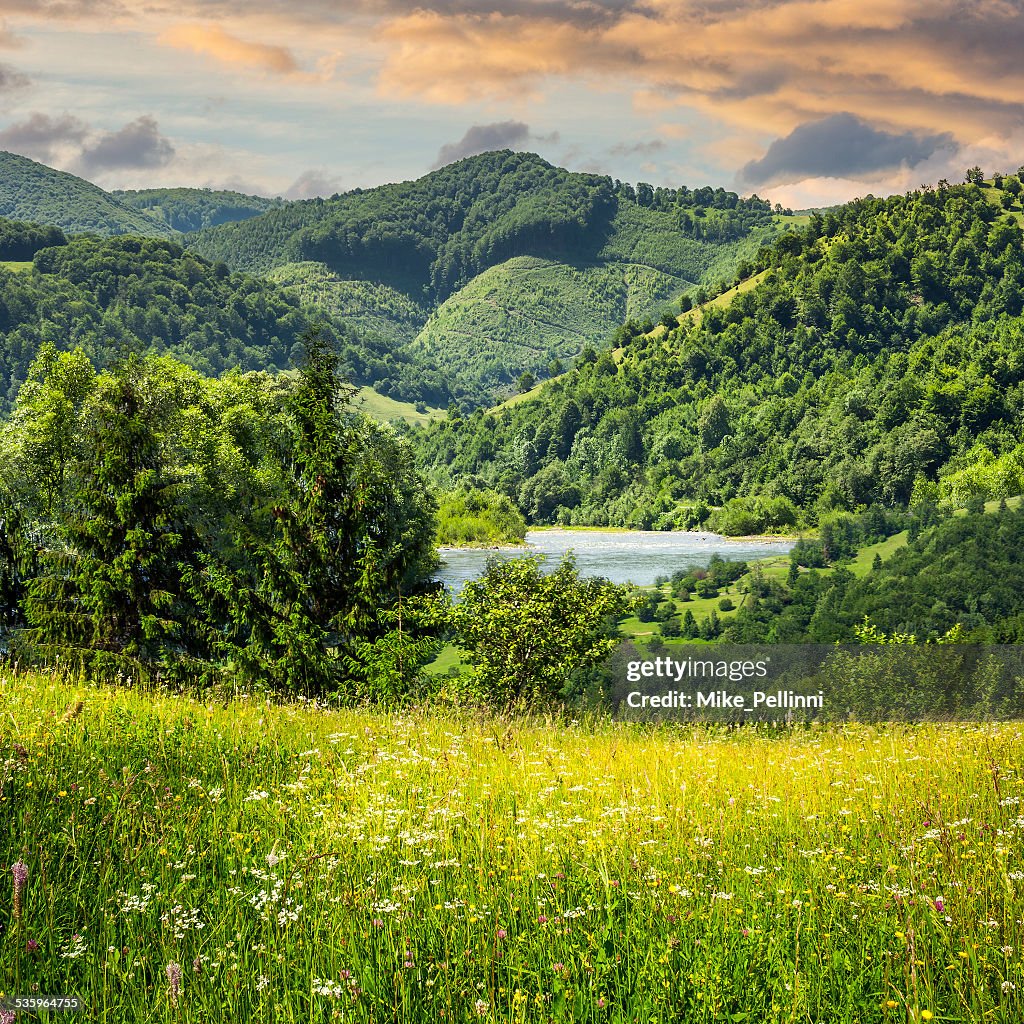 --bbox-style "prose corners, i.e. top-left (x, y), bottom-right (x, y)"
top-left (934, 898), bottom-right (944, 913)
top-left (26, 938), bottom-right (40, 952)
top-left (496, 929), bottom-right (507, 940)
top-left (474, 998), bottom-right (489, 1016)
top-left (1002, 981), bottom-right (1016, 993)
top-left (538, 915), bottom-right (548, 924)
top-left (11, 859), bottom-right (28, 920)
top-left (166, 961), bottom-right (183, 1007)
top-left (1, 1010), bottom-right (17, 1024)
top-left (920, 1012), bottom-right (934, 1021)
